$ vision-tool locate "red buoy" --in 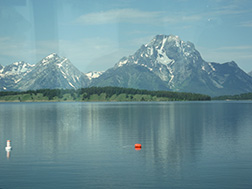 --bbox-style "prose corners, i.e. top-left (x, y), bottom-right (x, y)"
top-left (135, 143), bottom-right (142, 148)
